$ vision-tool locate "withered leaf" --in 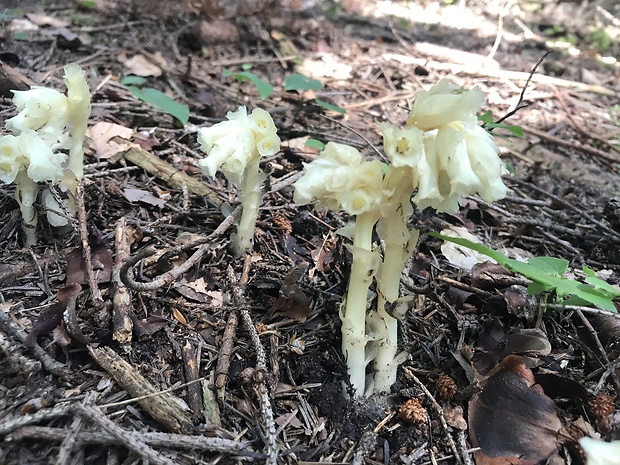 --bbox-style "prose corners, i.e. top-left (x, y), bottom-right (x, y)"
top-left (473, 318), bottom-right (551, 375)
top-left (469, 355), bottom-right (564, 465)
top-left (25, 284), bottom-right (82, 347)
top-left (66, 233), bottom-right (114, 285)
top-left (268, 264), bottom-right (312, 322)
